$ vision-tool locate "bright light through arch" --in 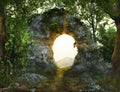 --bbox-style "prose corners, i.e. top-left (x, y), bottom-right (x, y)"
top-left (52, 34), bottom-right (78, 68)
